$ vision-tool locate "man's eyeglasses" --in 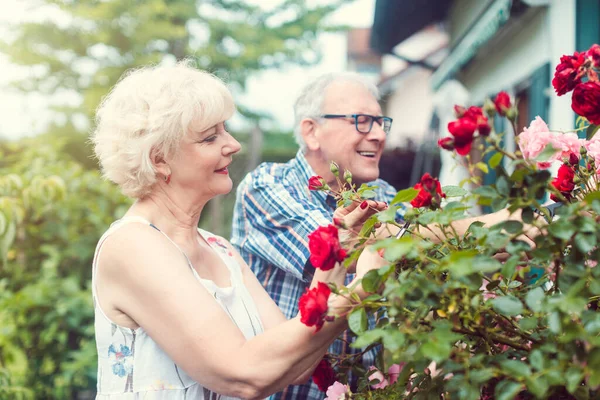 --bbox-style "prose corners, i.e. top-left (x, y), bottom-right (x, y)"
top-left (320, 114), bottom-right (393, 135)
